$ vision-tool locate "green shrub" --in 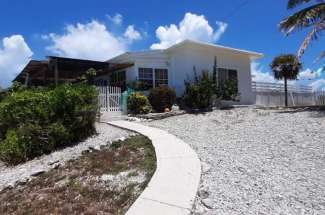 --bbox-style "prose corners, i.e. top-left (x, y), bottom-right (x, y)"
top-left (127, 80), bottom-right (152, 91)
top-left (50, 84), bottom-right (98, 141)
top-left (127, 92), bottom-right (152, 114)
top-left (48, 122), bottom-right (70, 148)
top-left (0, 124), bottom-right (55, 165)
top-left (0, 130), bottom-right (23, 165)
top-left (8, 81), bottom-right (26, 93)
top-left (0, 90), bottom-right (51, 133)
top-left (148, 86), bottom-right (176, 112)
top-left (182, 71), bottom-right (215, 109)
top-left (0, 91), bottom-right (7, 103)
top-left (215, 79), bottom-right (239, 101)
top-left (0, 84), bottom-right (98, 165)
